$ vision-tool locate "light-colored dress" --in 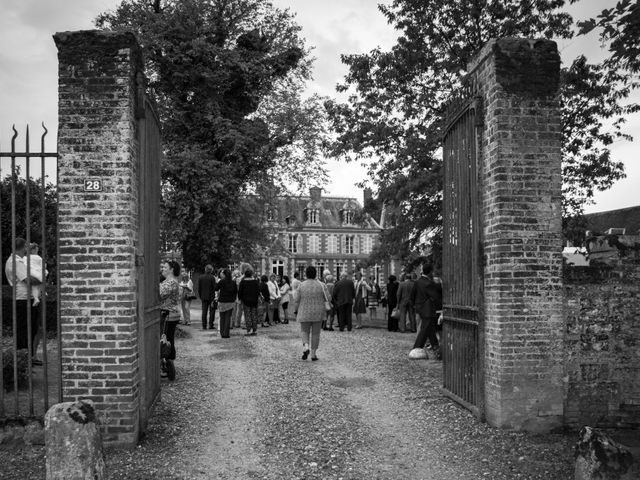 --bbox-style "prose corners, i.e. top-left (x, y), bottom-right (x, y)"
top-left (280, 283), bottom-right (291, 305)
top-left (293, 280), bottom-right (326, 323)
